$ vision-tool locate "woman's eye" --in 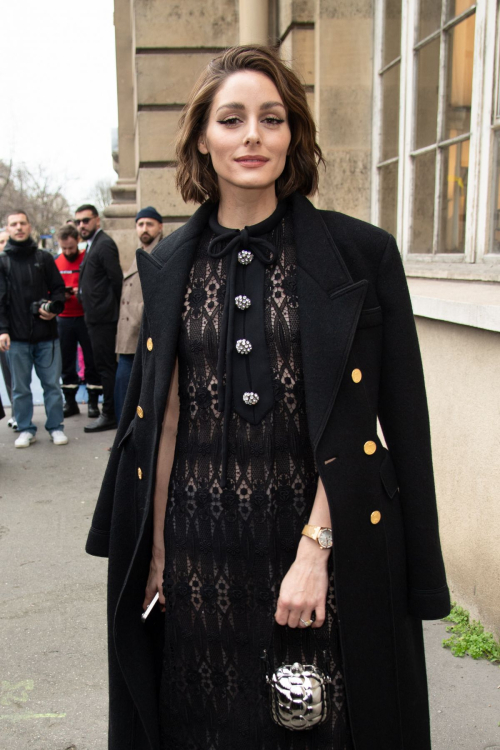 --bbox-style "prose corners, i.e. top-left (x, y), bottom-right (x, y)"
top-left (263, 117), bottom-right (285, 125)
top-left (218, 117), bottom-right (241, 126)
